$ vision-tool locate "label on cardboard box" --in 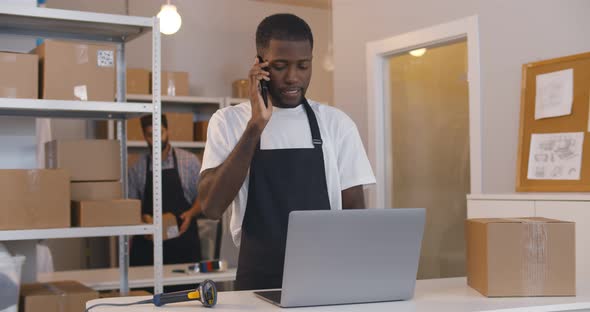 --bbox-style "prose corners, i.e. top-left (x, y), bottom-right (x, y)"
top-left (74, 85), bottom-right (88, 101)
top-left (97, 50), bottom-right (114, 67)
